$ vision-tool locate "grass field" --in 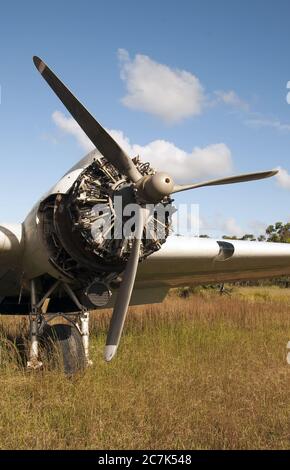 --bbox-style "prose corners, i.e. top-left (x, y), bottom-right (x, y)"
top-left (0, 286), bottom-right (290, 450)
